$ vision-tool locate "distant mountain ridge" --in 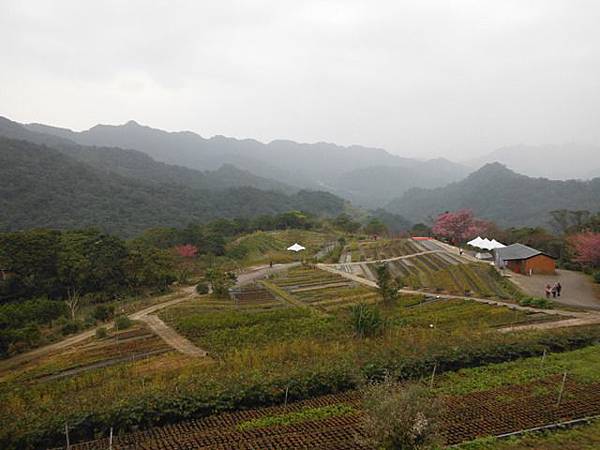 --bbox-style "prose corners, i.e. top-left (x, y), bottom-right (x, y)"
top-left (333, 158), bottom-right (470, 206)
top-left (26, 119), bottom-right (471, 205)
top-left (385, 163), bottom-right (600, 227)
top-left (0, 117), bottom-right (294, 193)
top-left (469, 144), bottom-right (600, 180)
